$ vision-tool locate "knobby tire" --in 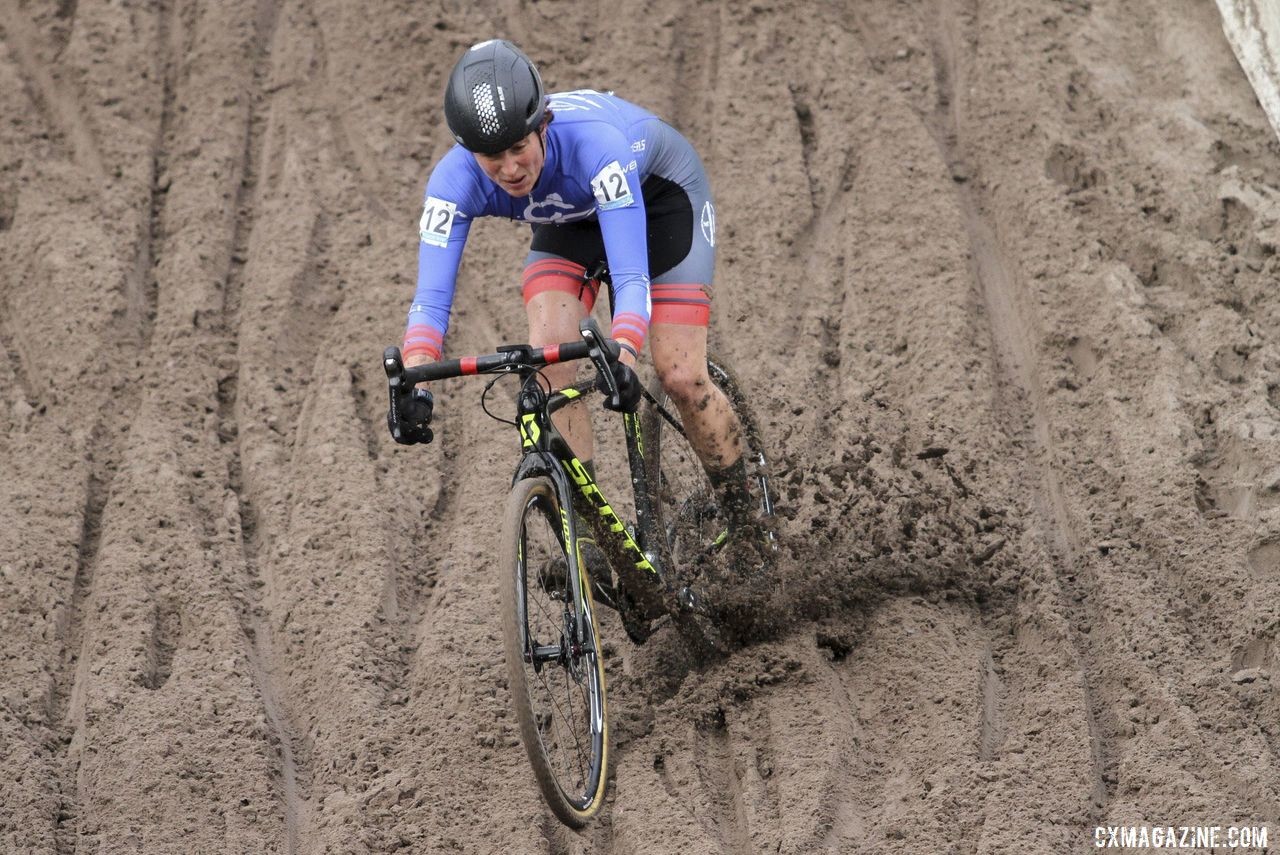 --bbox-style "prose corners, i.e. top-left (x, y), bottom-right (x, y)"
top-left (500, 476), bottom-right (609, 828)
top-left (641, 354), bottom-right (774, 575)
top-left (639, 353), bottom-right (776, 649)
